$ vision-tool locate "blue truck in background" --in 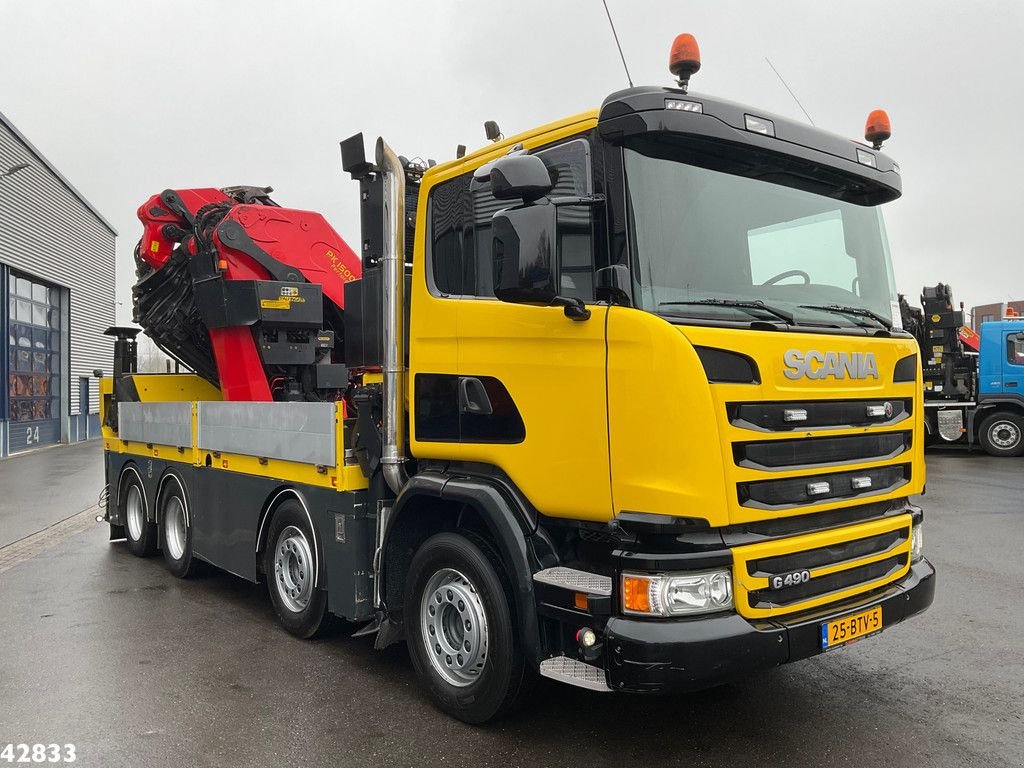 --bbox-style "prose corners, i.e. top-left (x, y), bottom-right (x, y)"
top-left (900, 284), bottom-right (1024, 457)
